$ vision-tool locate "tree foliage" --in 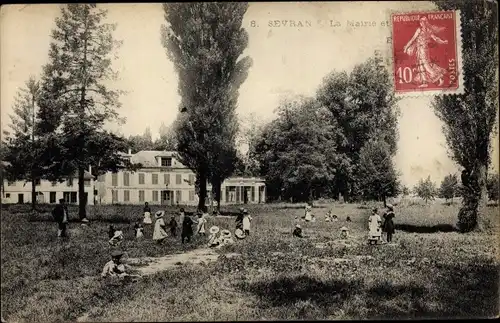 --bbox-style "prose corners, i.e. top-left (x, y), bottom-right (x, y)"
top-left (315, 56), bottom-right (399, 200)
top-left (486, 173), bottom-right (499, 201)
top-left (357, 139), bottom-right (400, 204)
top-left (36, 4), bottom-right (131, 218)
top-left (433, 0), bottom-right (498, 232)
top-left (253, 97), bottom-right (338, 202)
top-left (439, 173), bottom-right (459, 202)
top-left (414, 176), bottom-right (438, 203)
top-left (161, 3), bottom-right (251, 211)
top-left (251, 55), bottom-right (400, 202)
top-left (2, 76), bottom-right (43, 208)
